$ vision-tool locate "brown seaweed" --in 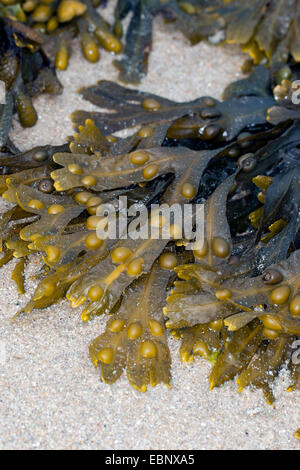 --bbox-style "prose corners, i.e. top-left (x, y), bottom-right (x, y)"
top-left (0, 14), bottom-right (62, 138)
top-left (0, 66), bottom-right (298, 440)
